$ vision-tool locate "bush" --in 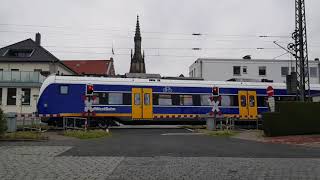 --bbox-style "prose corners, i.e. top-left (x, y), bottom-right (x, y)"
top-left (0, 108), bottom-right (6, 136)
